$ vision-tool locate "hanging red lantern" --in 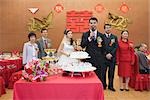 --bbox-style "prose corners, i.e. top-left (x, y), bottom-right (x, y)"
top-left (95, 4), bottom-right (104, 13)
top-left (119, 2), bottom-right (130, 13)
top-left (54, 4), bottom-right (64, 13)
